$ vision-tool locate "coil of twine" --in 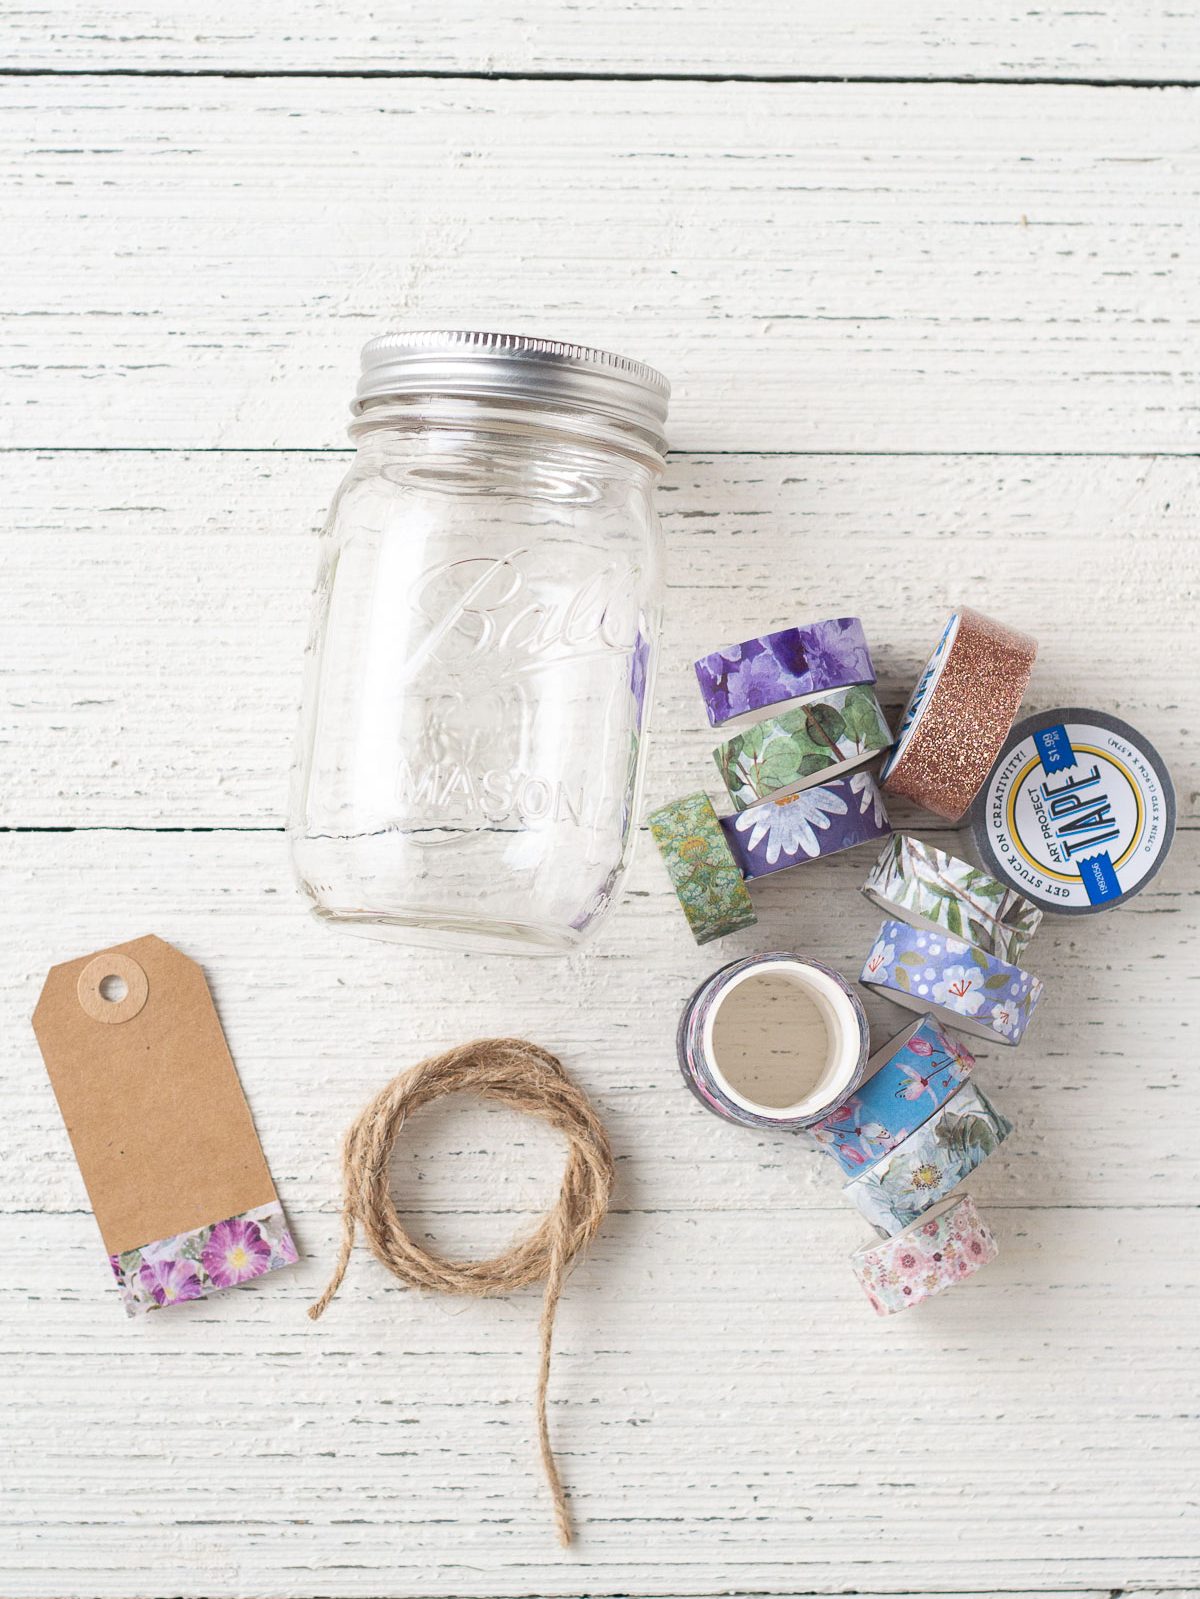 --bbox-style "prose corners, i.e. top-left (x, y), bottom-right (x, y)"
top-left (308, 1037), bottom-right (615, 1546)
